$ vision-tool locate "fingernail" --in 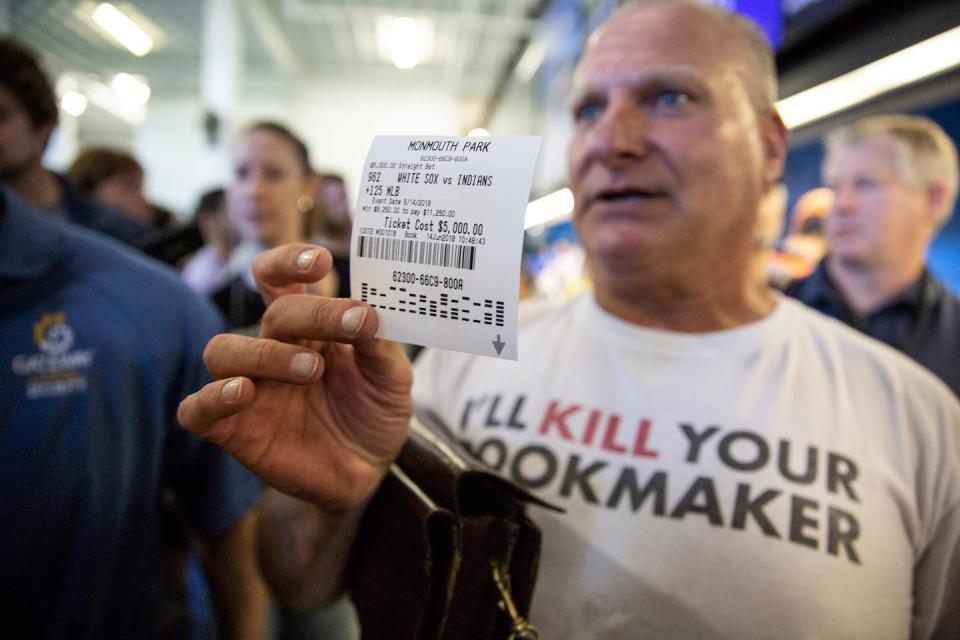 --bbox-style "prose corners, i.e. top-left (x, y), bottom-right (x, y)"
top-left (290, 352), bottom-right (319, 379)
top-left (221, 378), bottom-right (243, 402)
top-left (296, 249), bottom-right (319, 271)
top-left (341, 306), bottom-right (368, 336)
